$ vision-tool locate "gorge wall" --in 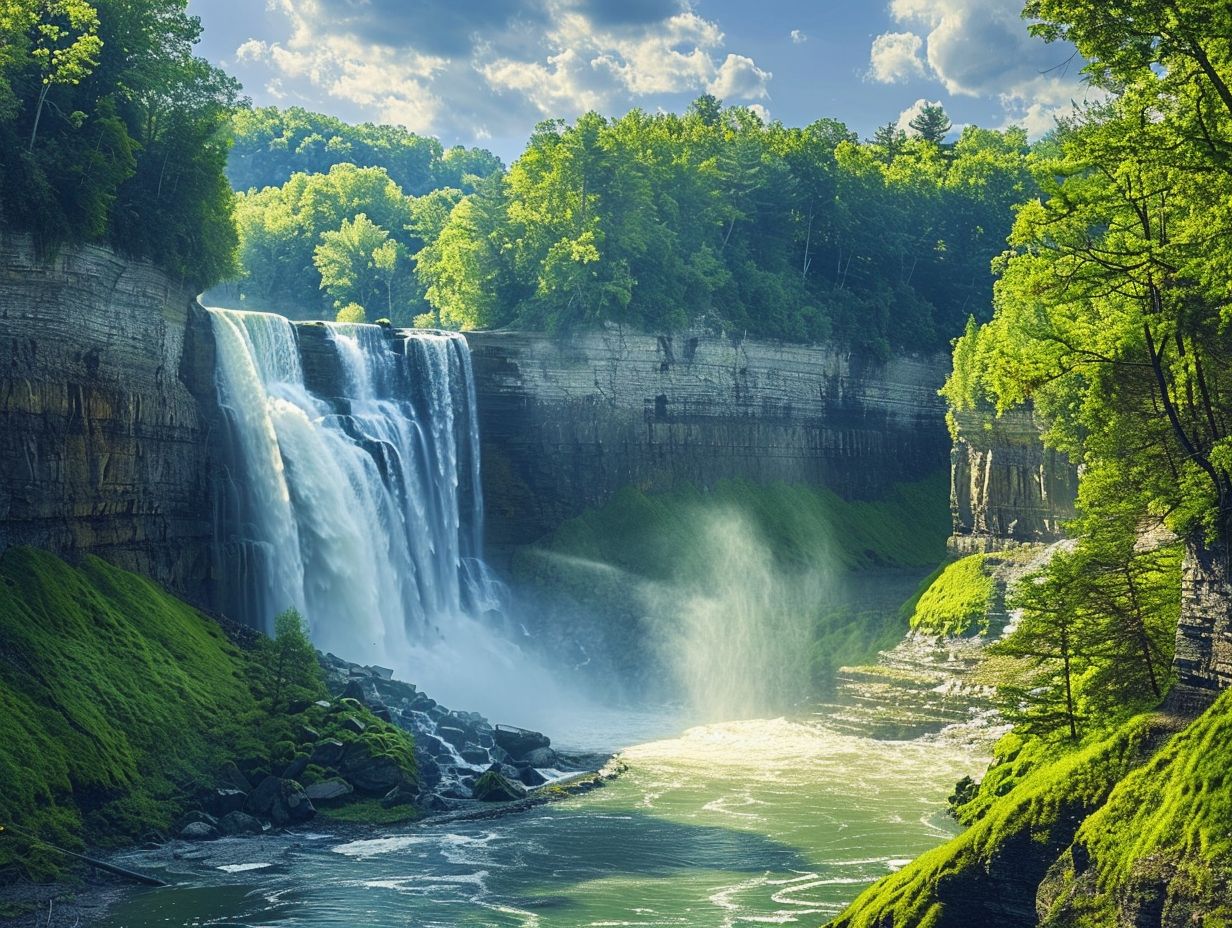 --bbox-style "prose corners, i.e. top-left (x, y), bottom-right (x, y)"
top-left (464, 328), bottom-right (954, 557)
top-left (949, 405), bottom-right (1078, 552)
top-left (0, 235), bottom-right (218, 606)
